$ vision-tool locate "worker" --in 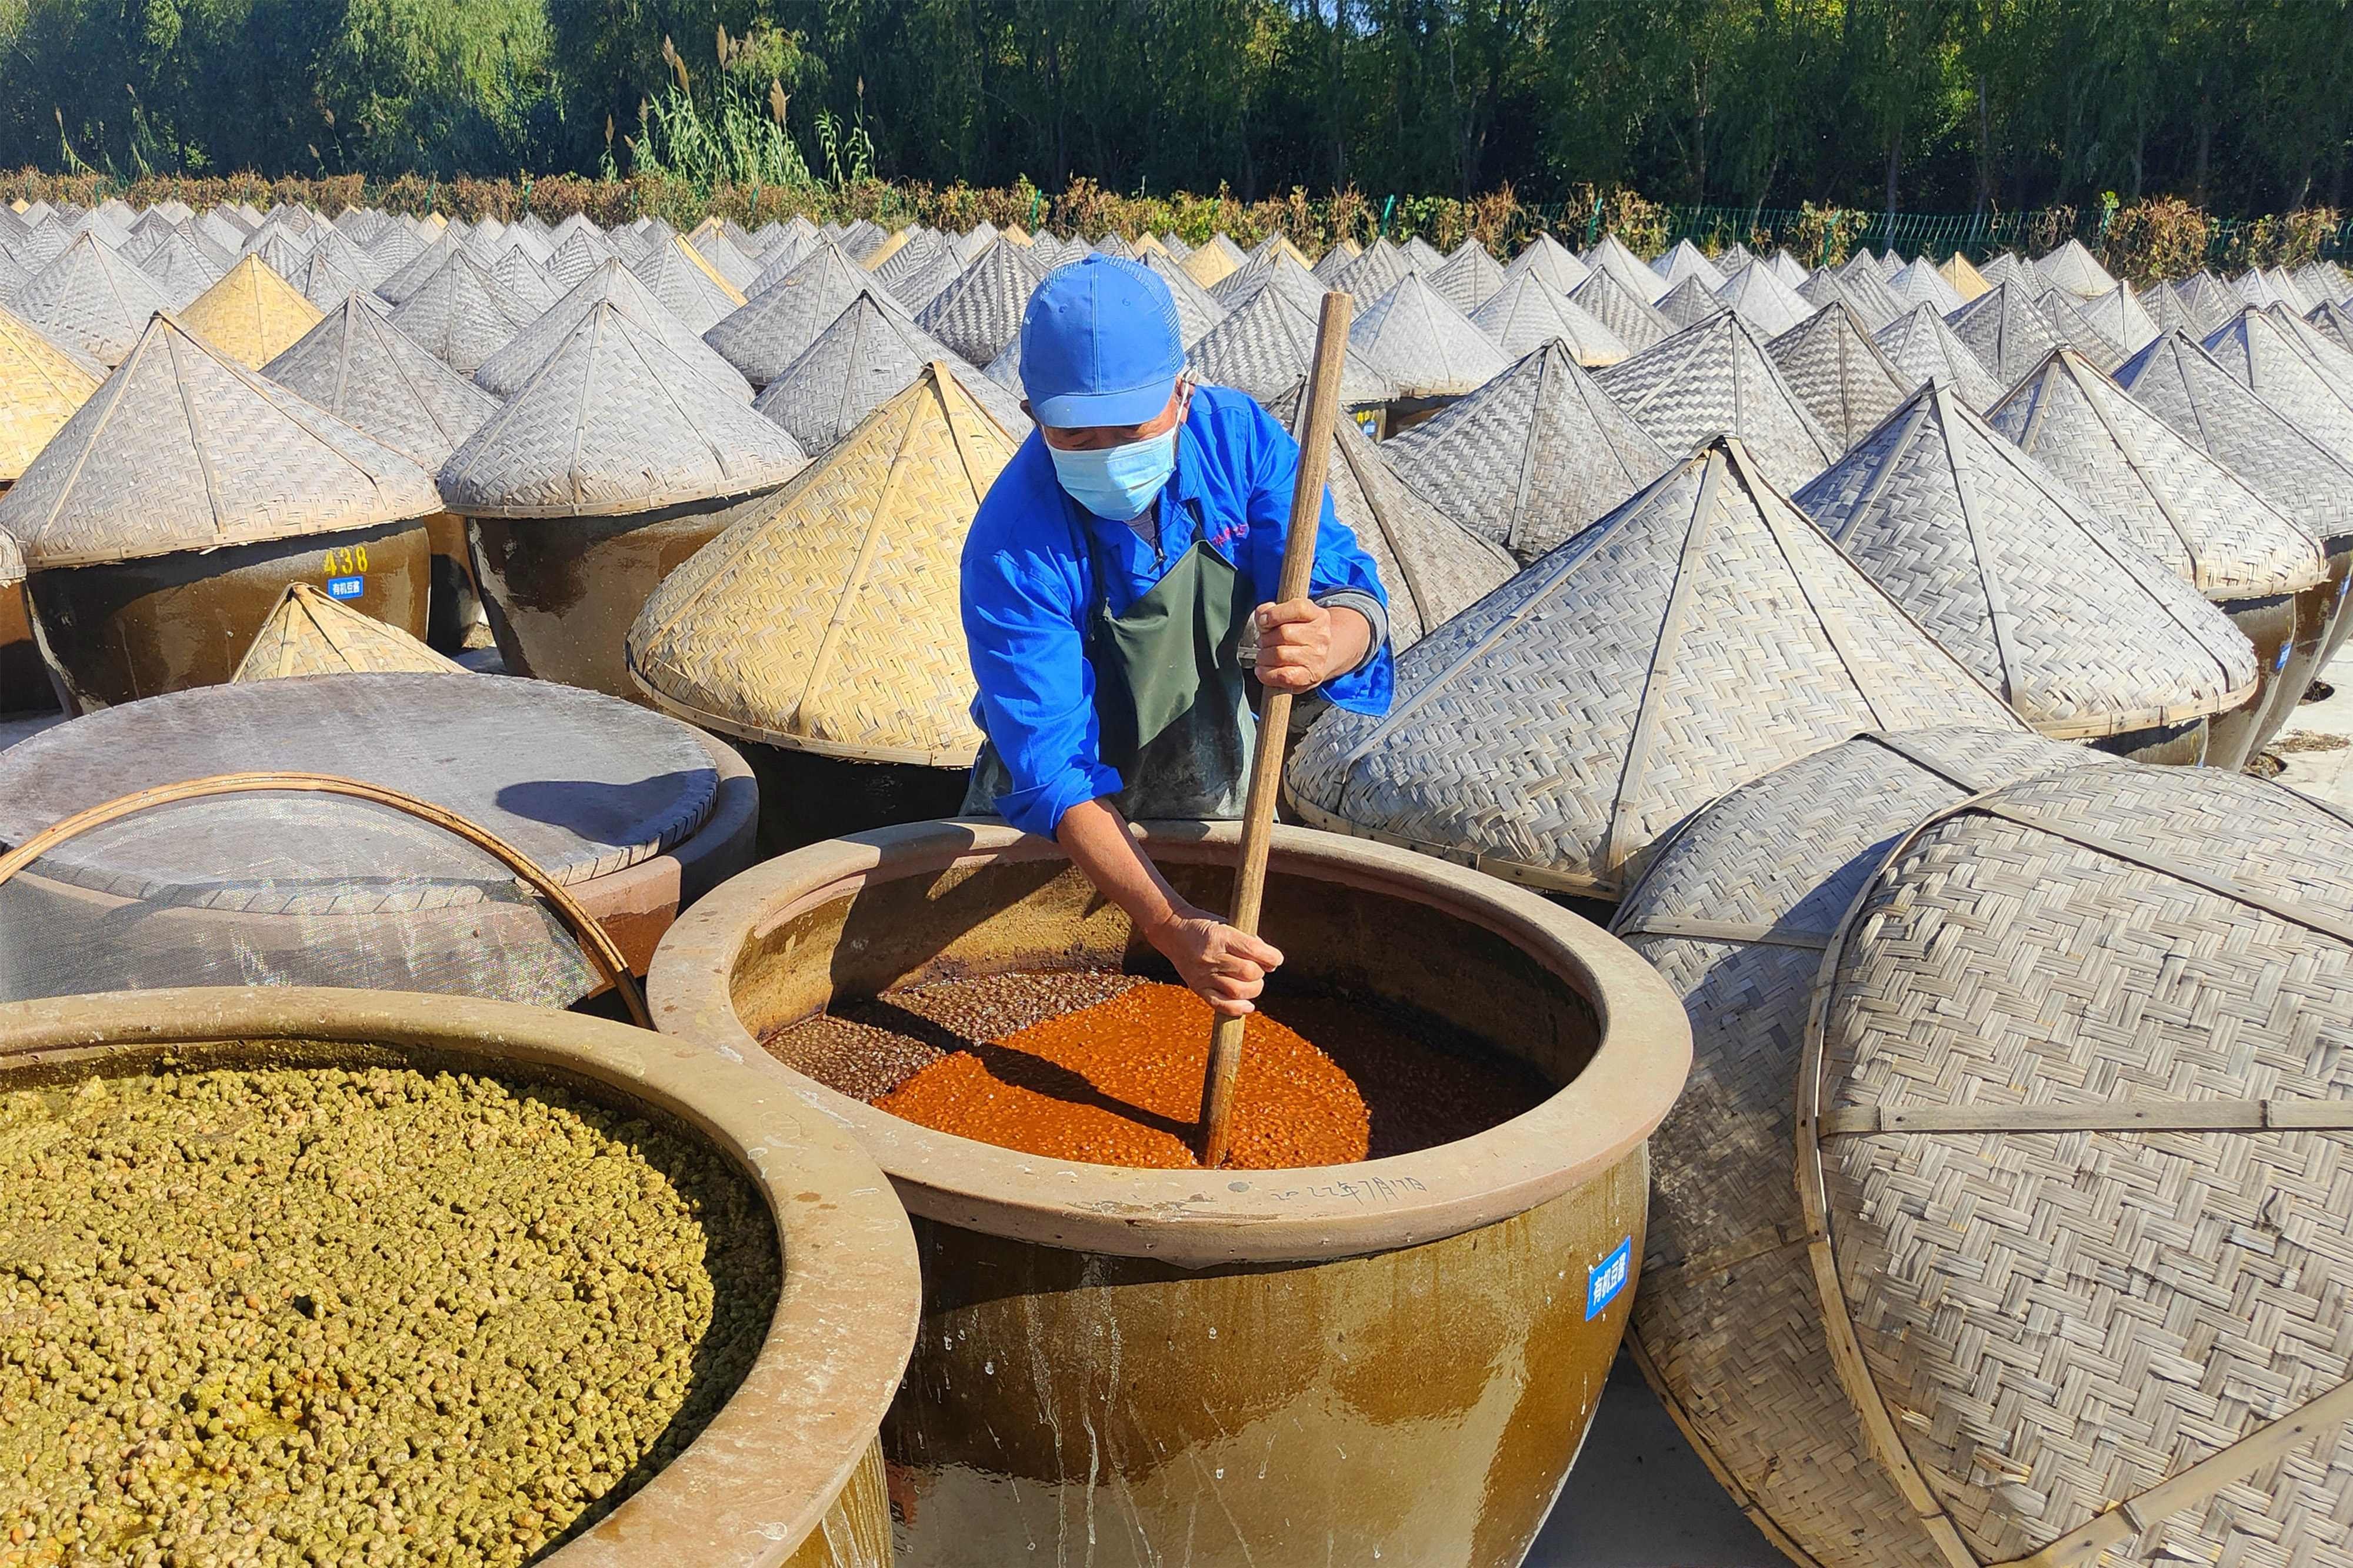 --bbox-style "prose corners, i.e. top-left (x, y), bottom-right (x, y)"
top-left (961, 255), bottom-right (1394, 1019)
